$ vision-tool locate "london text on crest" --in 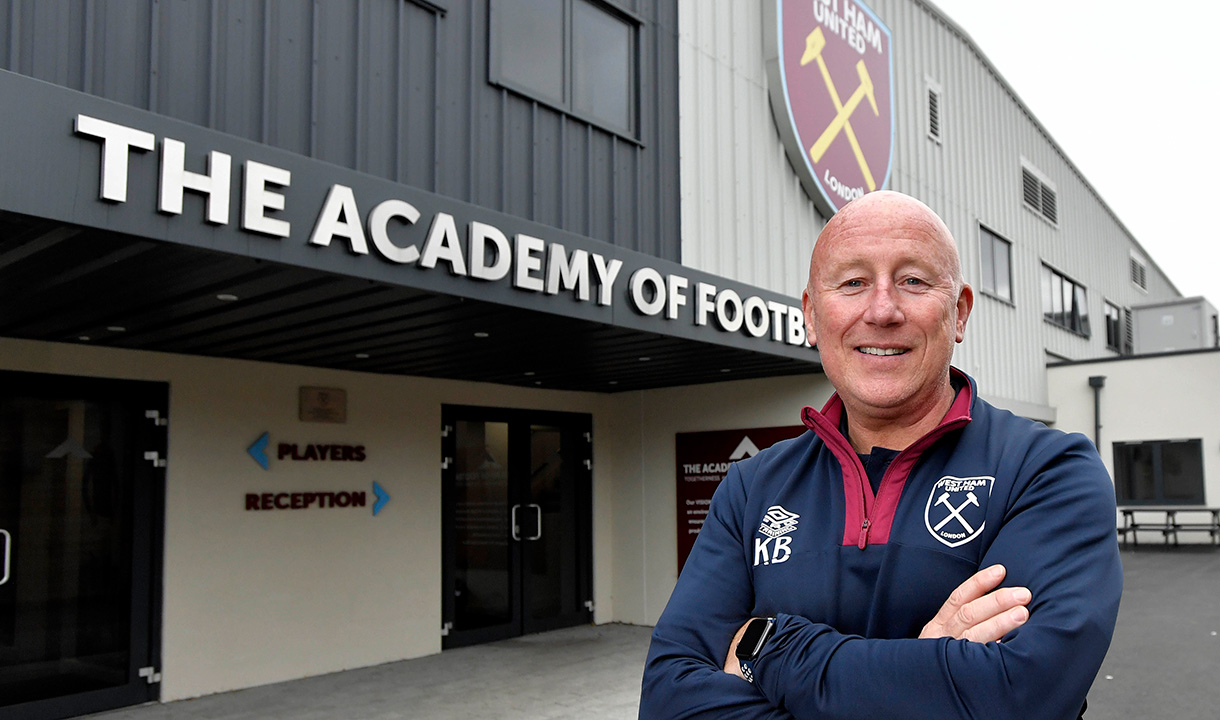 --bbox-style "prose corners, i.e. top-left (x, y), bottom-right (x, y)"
top-left (764, 0), bottom-right (895, 216)
top-left (924, 476), bottom-right (995, 548)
